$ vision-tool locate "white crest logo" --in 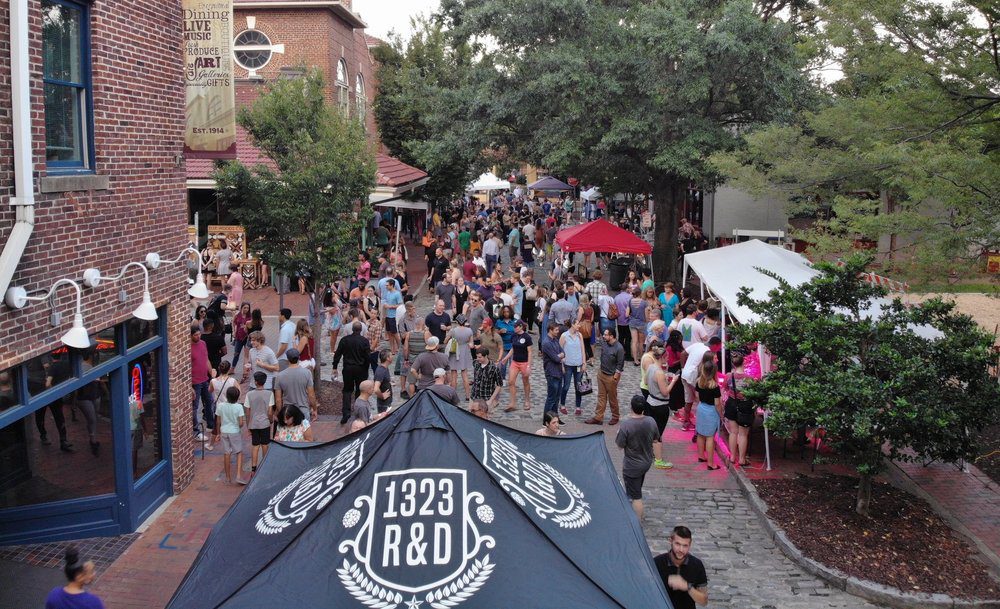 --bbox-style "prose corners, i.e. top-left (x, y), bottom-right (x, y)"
top-left (256, 434), bottom-right (369, 535)
top-left (338, 468), bottom-right (496, 609)
top-left (482, 430), bottom-right (591, 528)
